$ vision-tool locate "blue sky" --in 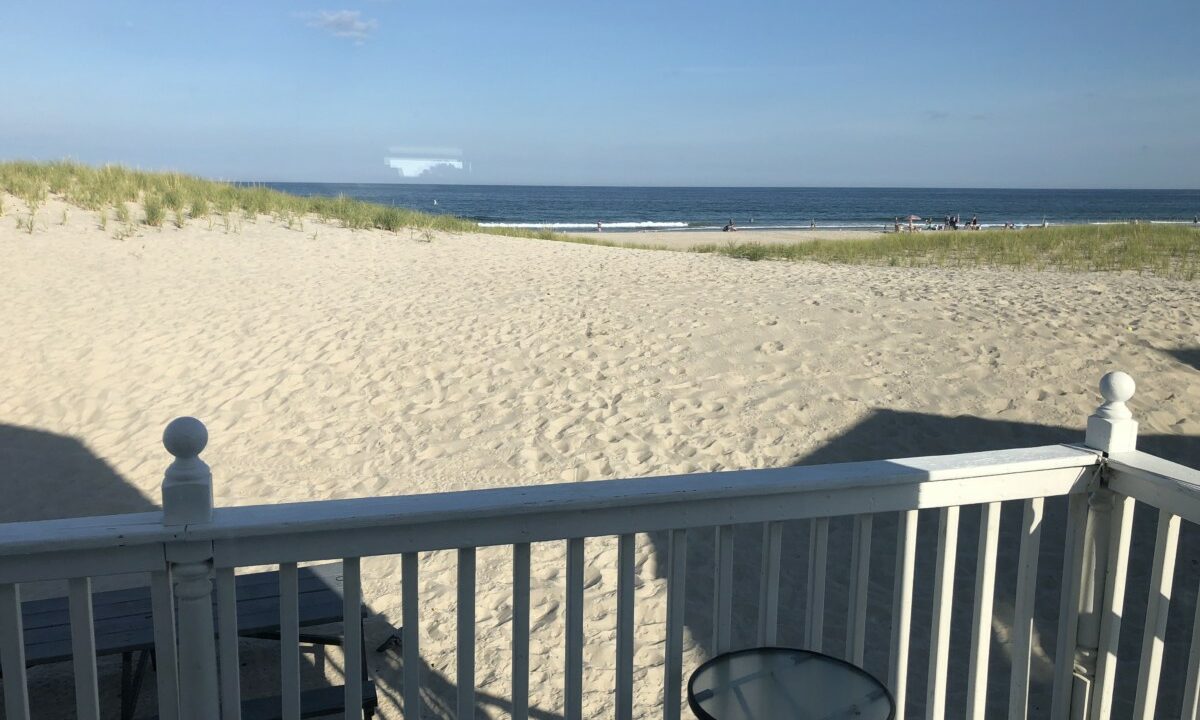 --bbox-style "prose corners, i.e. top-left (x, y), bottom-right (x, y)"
top-left (2, 1), bottom-right (1198, 187)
